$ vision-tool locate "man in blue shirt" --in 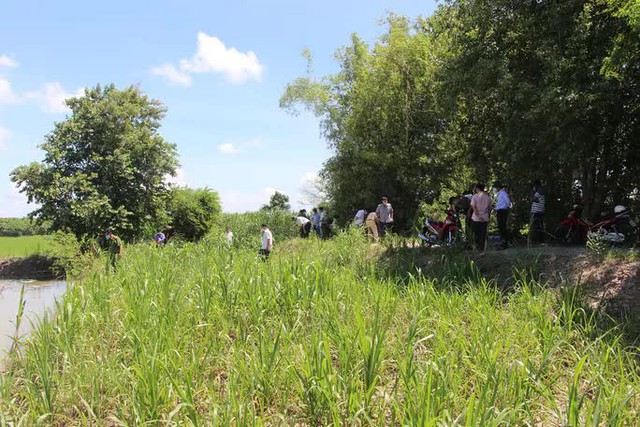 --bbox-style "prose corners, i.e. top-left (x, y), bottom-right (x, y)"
top-left (492, 181), bottom-right (511, 250)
